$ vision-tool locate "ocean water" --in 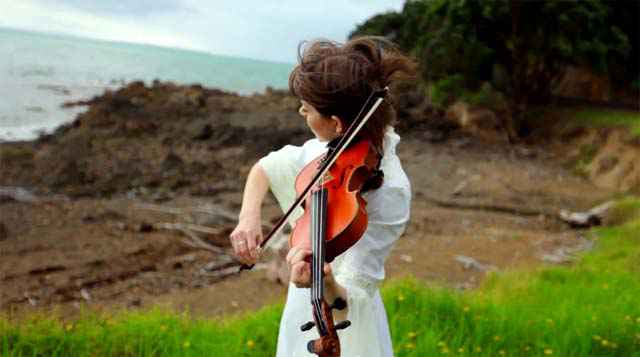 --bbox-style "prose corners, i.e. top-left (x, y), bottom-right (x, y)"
top-left (0, 28), bottom-right (293, 142)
